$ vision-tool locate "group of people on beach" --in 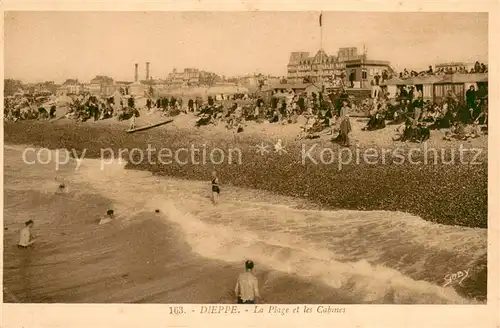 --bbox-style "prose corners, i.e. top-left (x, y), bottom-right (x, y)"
top-left (187, 76), bottom-right (487, 146)
top-left (398, 61), bottom-right (488, 79)
top-left (189, 87), bottom-right (356, 145)
top-left (4, 94), bottom-right (58, 121)
top-left (6, 59), bottom-right (489, 148)
top-left (65, 93), bottom-right (141, 123)
top-left (7, 81), bottom-right (488, 148)
top-left (362, 84), bottom-right (488, 143)
top-left (4, 91), bottom-right (142, 123)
